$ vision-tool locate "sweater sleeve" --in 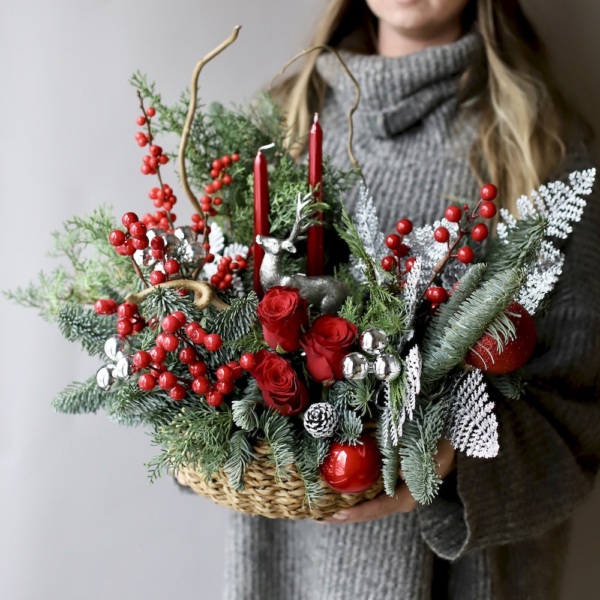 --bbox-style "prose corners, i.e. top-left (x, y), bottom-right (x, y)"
top-left (417, 146), bottom-right (600, 560)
